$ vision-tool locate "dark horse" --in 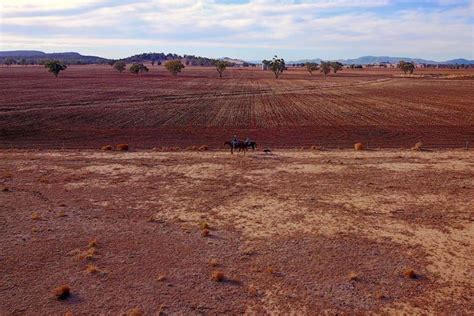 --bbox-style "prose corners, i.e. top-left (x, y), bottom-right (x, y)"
top-left (224, 141), bottom-right (257, 154)
top-left (224, 141), bottom-right (246, 154)
top-left (246, 141), bottom-right (257, 150)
